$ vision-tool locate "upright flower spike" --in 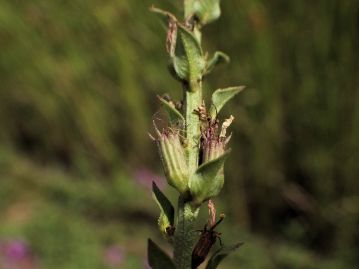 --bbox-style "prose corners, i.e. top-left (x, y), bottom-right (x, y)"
top-left (152, 123), bottom-right (189, 194)
top-left (148, 1), bottom-right (245, 267)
